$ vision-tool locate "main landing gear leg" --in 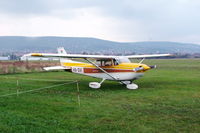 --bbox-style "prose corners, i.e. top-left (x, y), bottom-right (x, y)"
top-left (89, 79), bottom-right (106, 89)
